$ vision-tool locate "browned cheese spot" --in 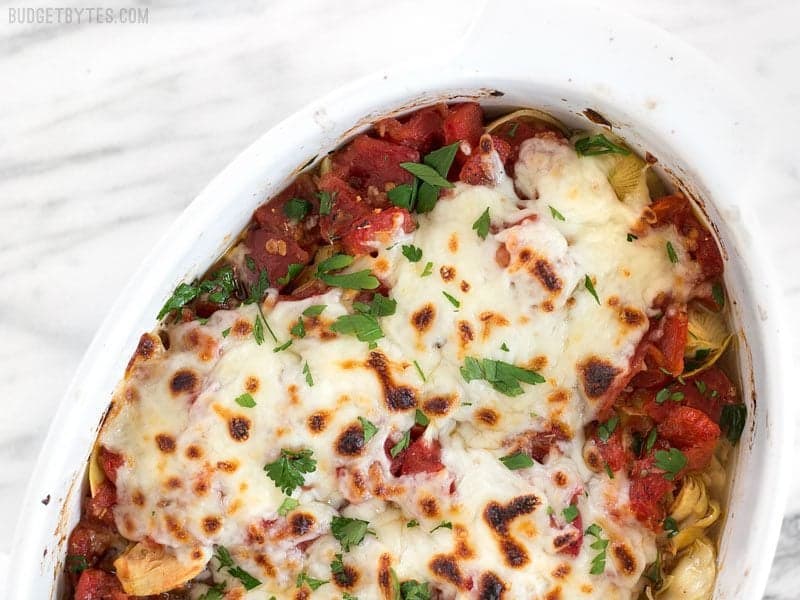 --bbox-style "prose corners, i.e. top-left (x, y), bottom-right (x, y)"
top-left (460, 280), bottom-right (471, 293)
top-left (542, 300), bottom-right (555, 312)
top-left (185, 444), bottom-right (203, 460)
top-left (453, 524), bottom-right (475, 559)
top-left (528, 355), bottom-right (548, 371)
top-left (165, 476), bottom-right (182, 490)
top-left (619, 306), bottom-right (645, 328)
top-left (430, 554), bottom-right (467, 589)
top-left (552, 563), bottom-right (571, 579)
top-left (307, 411), bottom-right (330, 433)
top-left (155, 433), bottom-right (176, 453)
top-left (411, 304), bottom-right (436, 333)
top-left (478, 572), bottom-right (507, 600)
top-left (483, 495), bottom-right (539, 568)
top-left (245, 376), bottom-right (260, 393)
top-left (440, 265), bottom-right (456, 282)
top-left (216, 459), bottom-right (238, 473)
top-left (254, 553), bottom-right (277, 577)
top-left (336, 425), bottom-right (366, 456)
top-left (229, 417), bottom-right (251, 442)
top-left (552, 471), bottom-right (568, 487)
top-left (607, 295), bottom-right (620, 307)
top-left (479, 311), bottom-right (510, 340)
top-left (295, 589), bottom-right (310, 600)
top-left (547, 389), bottom-right (569, 404)
top-left (581, 584), bottom-right (594, 594)
top-left (366, 351), bottom-right (416, 412)
top-left (532, 259), bottom-right (562, 292)
top-left (457, 320), bottom-right (474, 350)
top-left (553, 529), bottom-right (581, 554)
top-left (545, 587), bottom-right (563, 600)
top-left (232, 319), bottom-right (253, 337)
top-left (378, 553), bottom-right (393, 600)
top-left (193, 471), bottom-right (210, 496)
top-left (612, 542), bottom-right (637, 576)
top-left (448, 233), bottom-right (459, 253)
top-left (247, 523), bottom-right (266, 545)
top-left (202, 516), bottom-right (221, 535)
top-left (578, 357), bottom-right (622, 399)
top-left (476, 408), bottom-right (500, 427)
top-left (290, 512), bottom-right (316, 537)
top-left (131, 490), bottom-right (145, 506)
top-left (169, 369), bottom-right (199, 396)
top-left (126, 332), bottom-right (160, 375)
top-left (423, 394), bottom-right (455, 416)
top-left (165, 514), bottom-right (189, 541)
top-left (333, 558), bottom-right (359, 589)
top-left (287, 384), bottom-right (301, 406)
top-left (419, 495), bottom-right (440, 518)
top-left (124, 386), bottom-right (140, 404)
